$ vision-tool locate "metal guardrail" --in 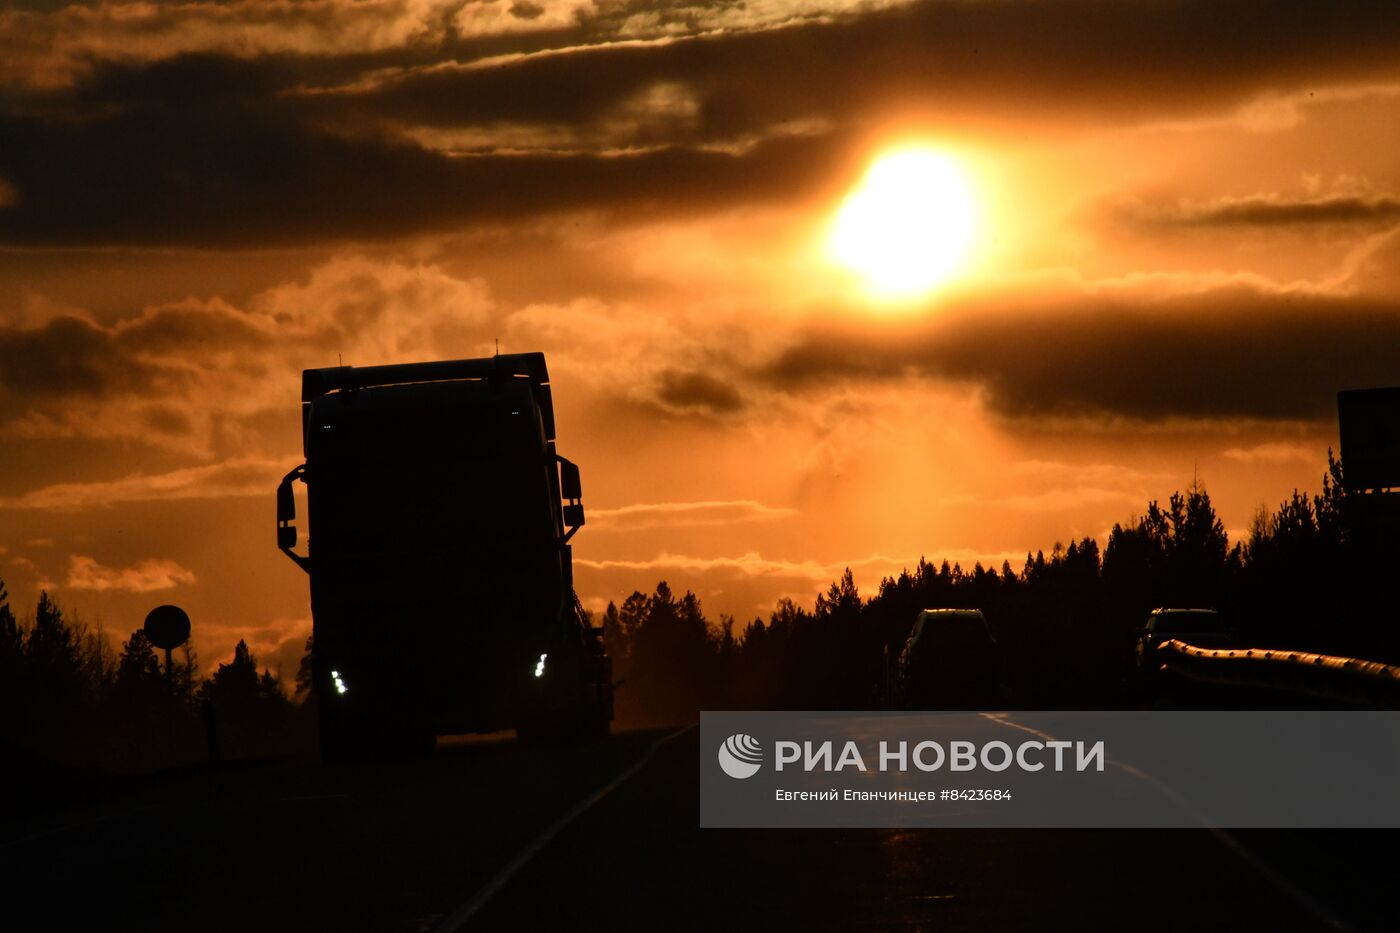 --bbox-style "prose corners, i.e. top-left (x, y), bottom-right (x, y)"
top-left (1157, 639), bottom-right (1400, 709)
